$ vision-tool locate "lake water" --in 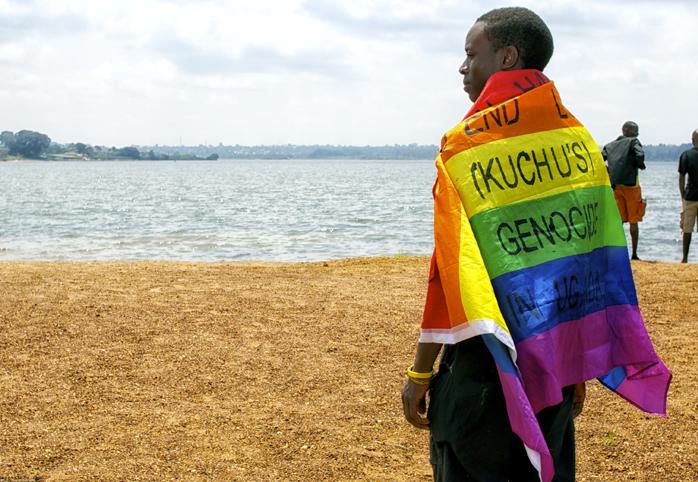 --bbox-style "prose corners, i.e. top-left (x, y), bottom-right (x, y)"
top-left (0, 159), bottom-right (690, 263)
